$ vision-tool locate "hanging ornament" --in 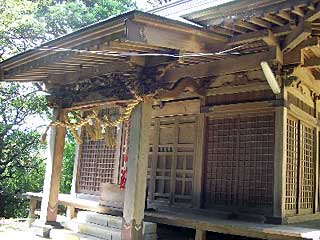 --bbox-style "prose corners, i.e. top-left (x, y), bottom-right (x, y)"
top-left (41, 95), bottom-right (143, 147)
